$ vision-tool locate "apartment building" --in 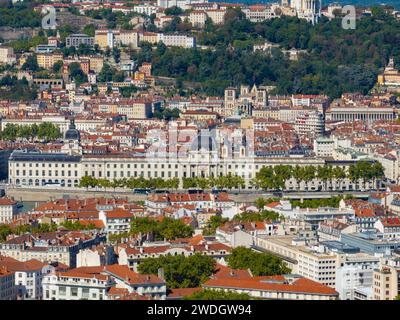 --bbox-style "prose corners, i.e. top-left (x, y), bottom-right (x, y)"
top-left (116, 100), bottom-right (153, 119)
top-left (255, 235), bottom-right (339, 288)
top-left (0, 267), bottom-right (16, 300)
top-left (372, 265), bottom-right (399, 300)
top-left (242, 5), bottom-right (277, 22)
top-left (98, 208), bottom-right (134, 236)
top-left (0, 197), bottom-right (18, 224)
top-left (203, 266), bottom-right (338, 300)
top-left (43, 264), bottom-right (166, 300)
top-left (36, 53), bottom-right (63, 69)
top-left (0, 256), bottom-right (46, 300)
top-left (115, 30), bottom-right (139, 48)
top-left (42, 268), bottom-right (113, 300)
top-left (0, 46), bottom-right (16, 65)
top-left (157, 33), bottom-right (196, 48)
top-left (206, 9), bottom-right (226, 24)
top-left (0, 231), bottom-right (107, 268)
top-left (118, 241), bottom-right (231, 272)
top-left (294, 111), bottom-right (325, 136)
top-left (95, 30), bottom-right (115, 49)
top-left (140, 32), bottom-right (158, 44)
top-left (189, 10), bottom-right (207, 27)
top-left (66, 34), bottom-right (95, 48)
top-left (332, 253), bottom-right (380, 300)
